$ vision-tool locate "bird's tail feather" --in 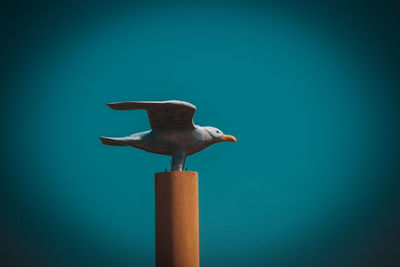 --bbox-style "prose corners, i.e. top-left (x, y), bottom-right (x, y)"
top-left (99, 137), bottom-right (129, 146)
